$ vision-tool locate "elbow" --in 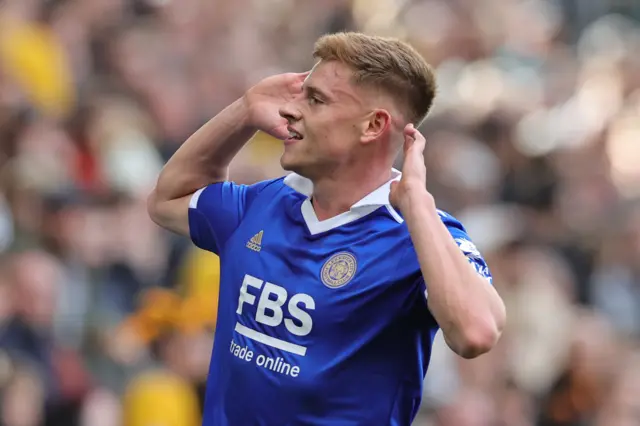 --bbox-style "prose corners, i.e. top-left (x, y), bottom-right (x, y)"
top-left (146, 188), bottom-right (163, 226)
top-left (455, 325), bottom-right (501, 359)
top-left (451, 309), bottom-right (506, 359)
